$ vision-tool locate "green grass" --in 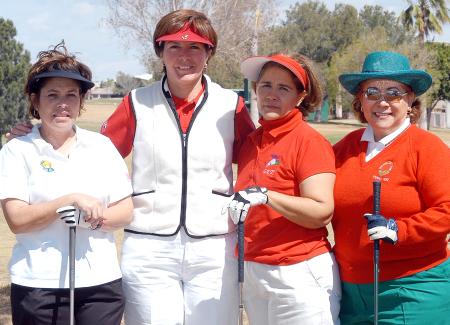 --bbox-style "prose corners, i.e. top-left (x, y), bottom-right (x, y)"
top-left (324, 134), bottom-right (345, 145)
top-left (77, 121), bottom-right (103, 132)
top-left (85, 98), bottom-right (121, 105)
